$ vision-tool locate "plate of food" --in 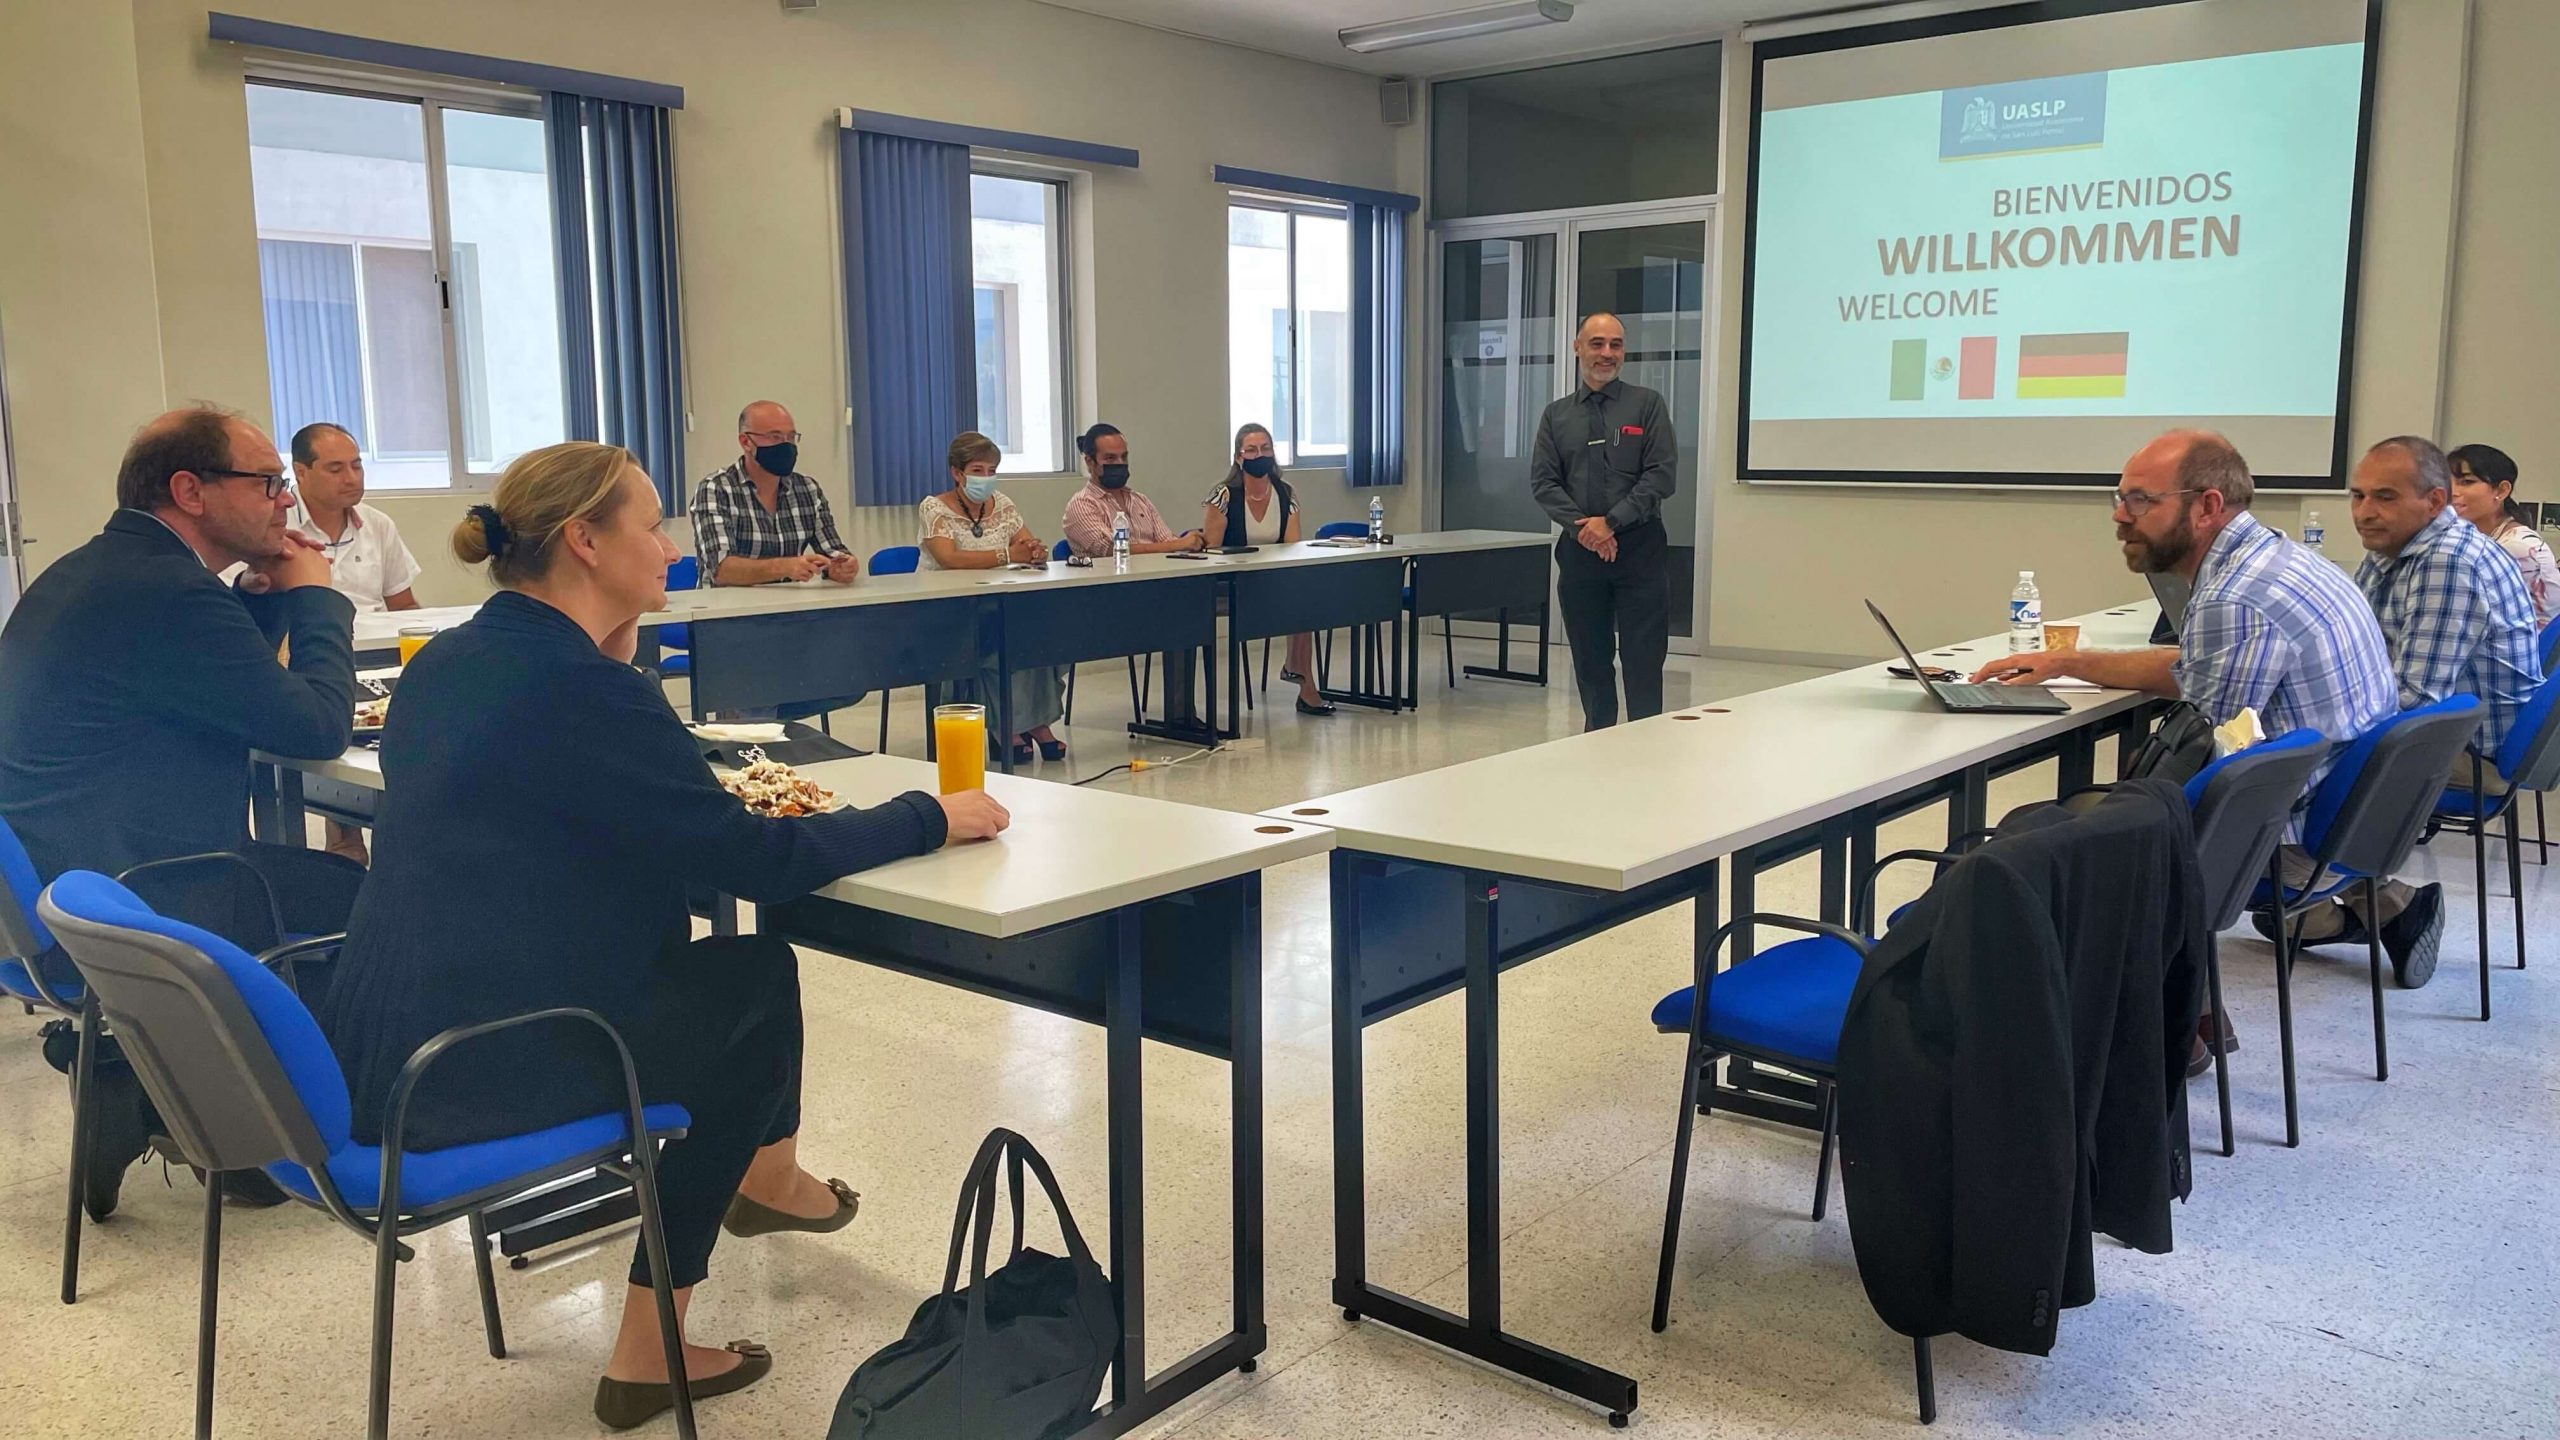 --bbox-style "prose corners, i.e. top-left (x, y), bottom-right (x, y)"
top-left (718, 756), bottom-right (846, 818)
top-left (353, 694), bottom-right (392, 738)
